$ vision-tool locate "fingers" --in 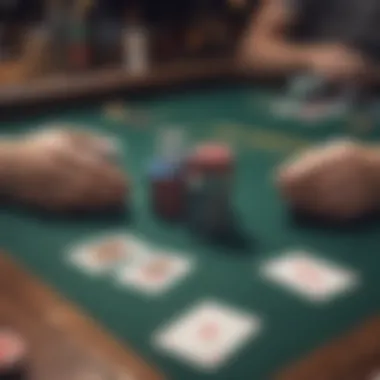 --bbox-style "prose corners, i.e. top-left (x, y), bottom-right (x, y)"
top-left (48, 130), bottom-right (127, 210)
top-left (63, 130), bottom-right (117, 161)
top-left (31, 128), bottom-right (117, 163)
top-left (71, 164), bottom-right (128, 209)
top-left (14, 129), bottom-right (128, 212)
top-left (45, 162), bottom-right (127, 211)
top-left (278, 168), bottom-right (355, 220)
top-left (276, 142), bottom-right (374, 221)
top-left (312, 46), bottom-right (368, 82)
top-left (23, 169), bottom-right (127, 212)
top-left (276, 147), bottom-right (325, 201)
top-left (277, 141), bottom-right (356, 188)
top-left (277, 169), bottom-right (315, 211)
